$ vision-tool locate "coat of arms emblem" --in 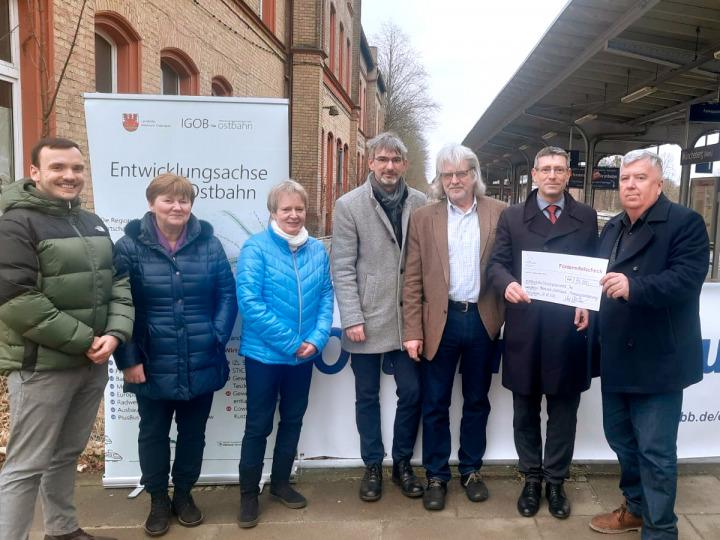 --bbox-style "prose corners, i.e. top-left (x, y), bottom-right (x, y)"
top-left (122, 113), bottom-right (139, 132)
